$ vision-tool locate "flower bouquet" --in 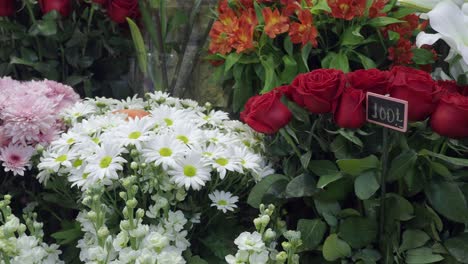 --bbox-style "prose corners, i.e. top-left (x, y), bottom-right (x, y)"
top-left (207, 0), bottom-right (435, 111)
top-left (240, 66), bottom-right (468, 263)
top-left (35, 91), bottom-right (280, 262)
